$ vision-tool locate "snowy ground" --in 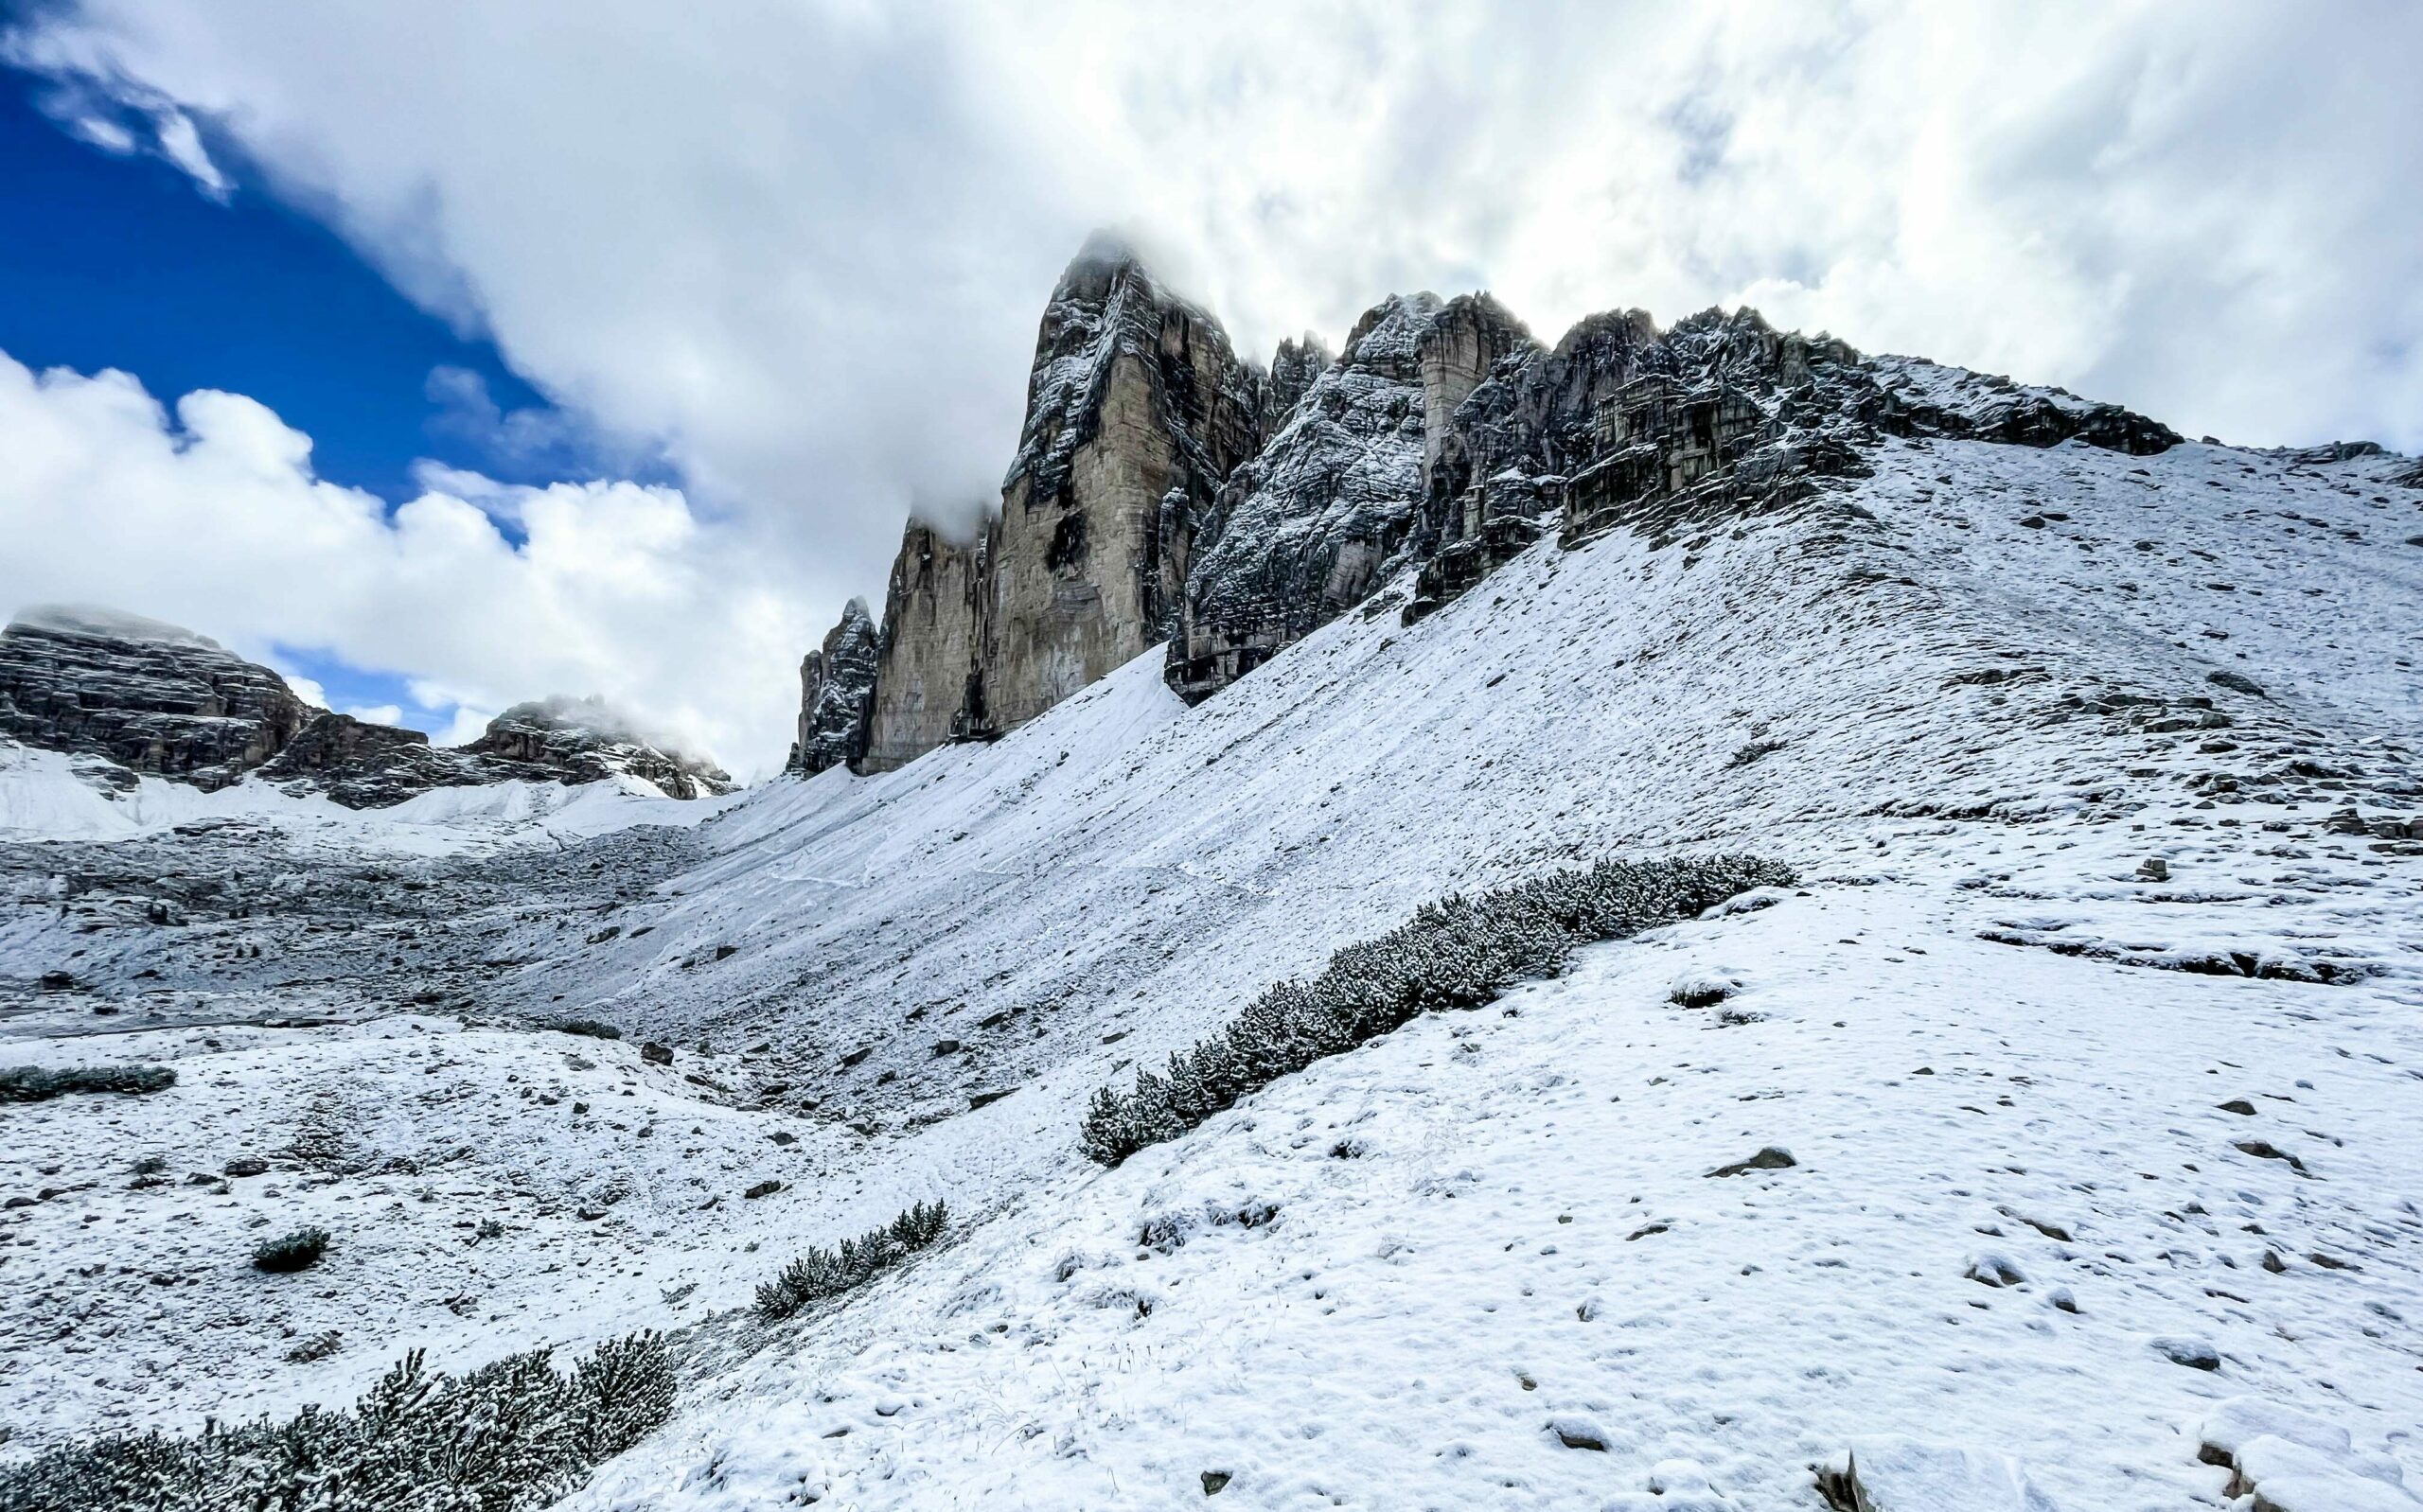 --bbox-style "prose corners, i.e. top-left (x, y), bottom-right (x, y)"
top-left (2, 430), bottom-right (2418, 1507)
